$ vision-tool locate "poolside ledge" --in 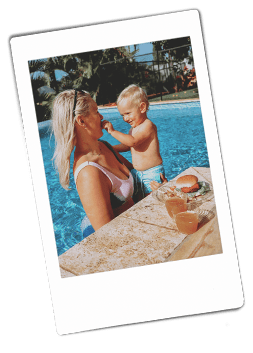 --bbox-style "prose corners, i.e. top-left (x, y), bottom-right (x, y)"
top-left (59, 167), bottom-right (222, 278)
